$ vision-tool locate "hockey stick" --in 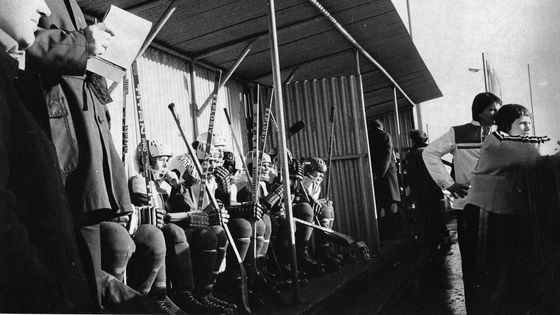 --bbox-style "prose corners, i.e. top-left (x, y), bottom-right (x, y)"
top-left (168, 103), bottom-right (251, 313)
top-left (325, 106), bottom-right (335, 200)
top-left (223, 108), bottom-right (252, 185)
top-left (121, 75), bottom-right (129, 165)
top-left (131, 61), bottom-right (157, 226)
top-left (293, 218), bottom-right (372, 262)
top-left (196, 71), bottom-right (222, 211)
top-left (298, 181), bottom-right (372, 262)
top-left (269, 112), bottom-right (306, 140)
